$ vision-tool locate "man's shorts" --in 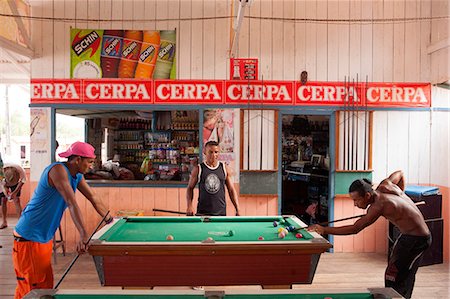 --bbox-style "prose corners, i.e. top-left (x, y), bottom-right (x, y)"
top-left (13, 238), bottom-right (53, 299)
top-left (1, 184), bottom-right (21, 201)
